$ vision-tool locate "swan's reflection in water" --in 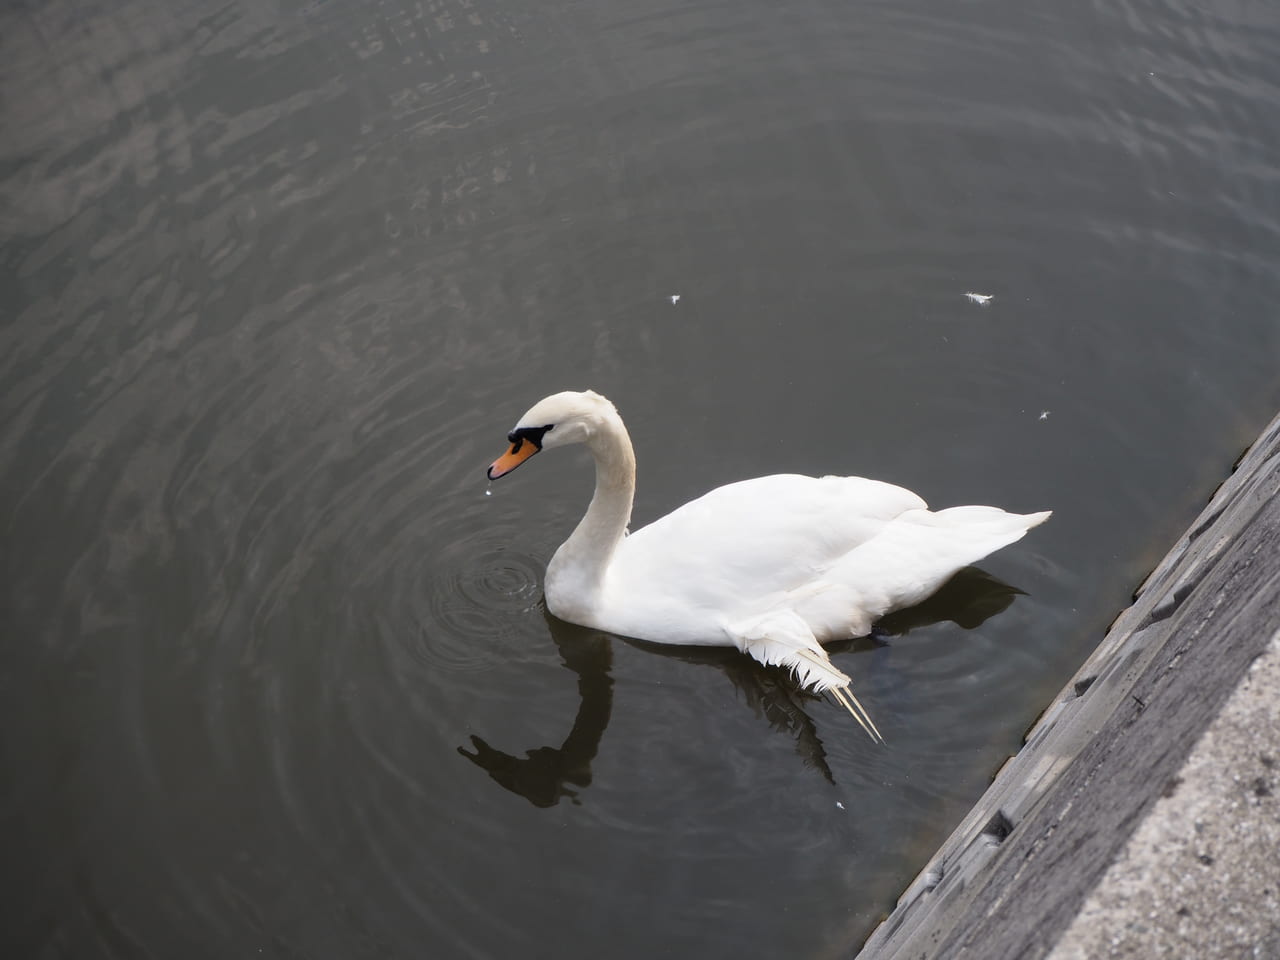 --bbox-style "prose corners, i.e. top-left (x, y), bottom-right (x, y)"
top-left (458, 624), bottom-right (614, 808)
top-left (459, 567), bottom-right (1020, 806)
